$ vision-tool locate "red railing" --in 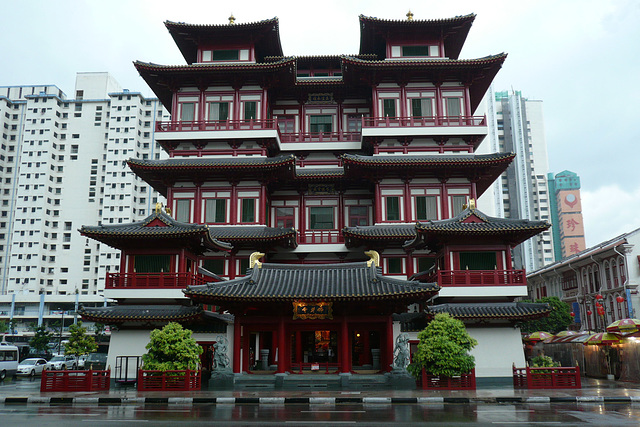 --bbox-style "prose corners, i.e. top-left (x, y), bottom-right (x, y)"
top-left (279, 132), bottom-right (361, 143)
top-left (40, 369), bottom-right (110, 392)
top-left (137, 369), bottom-right (201, 391)
top-left (362, 115), bottom-right (487, 129)
top-left (156, 119), bottom-right (277, 132)
top-left (299, 231), bottom-right (344, 244)
top-left (420, 368), bottom-right (476, 390)
top-left (106, 272), bottom-right (208, 289)
top-left (433, 270), bottom-right (526, 287)
top-left (513, 366), bottom-right (581, 389)
top-left (291, 362), bottom-right (339, 374)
